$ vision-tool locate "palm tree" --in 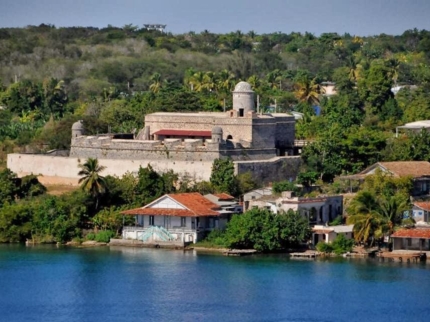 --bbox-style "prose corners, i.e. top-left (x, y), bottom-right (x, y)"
top-left (378, 195), bottom-right (409, 235)
top-left (293, 75), bottom-right (324, 106)
top-left (78, 158), bottom-right (107, 209)
top-left (217, 69), bottom-right (236, 94)
top-left (149, 72), bottom-right (162, 93)
top-left (346, 191), bottom-right (386, 245)
top-left (347, 213), bottom-right (385, 246)
top-left (189, 71), bottom-right (206, 92)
